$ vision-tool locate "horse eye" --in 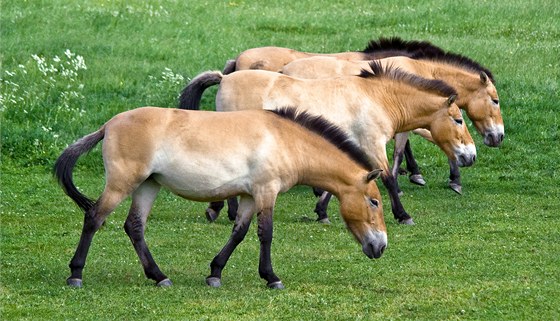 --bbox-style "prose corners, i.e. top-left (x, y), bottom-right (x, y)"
top-left (454, 118), bottom-right (463, 125)
top-left (492, 99), bottom-right (499, 105)
top-left (368, 198), bottom-right (379, 208)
